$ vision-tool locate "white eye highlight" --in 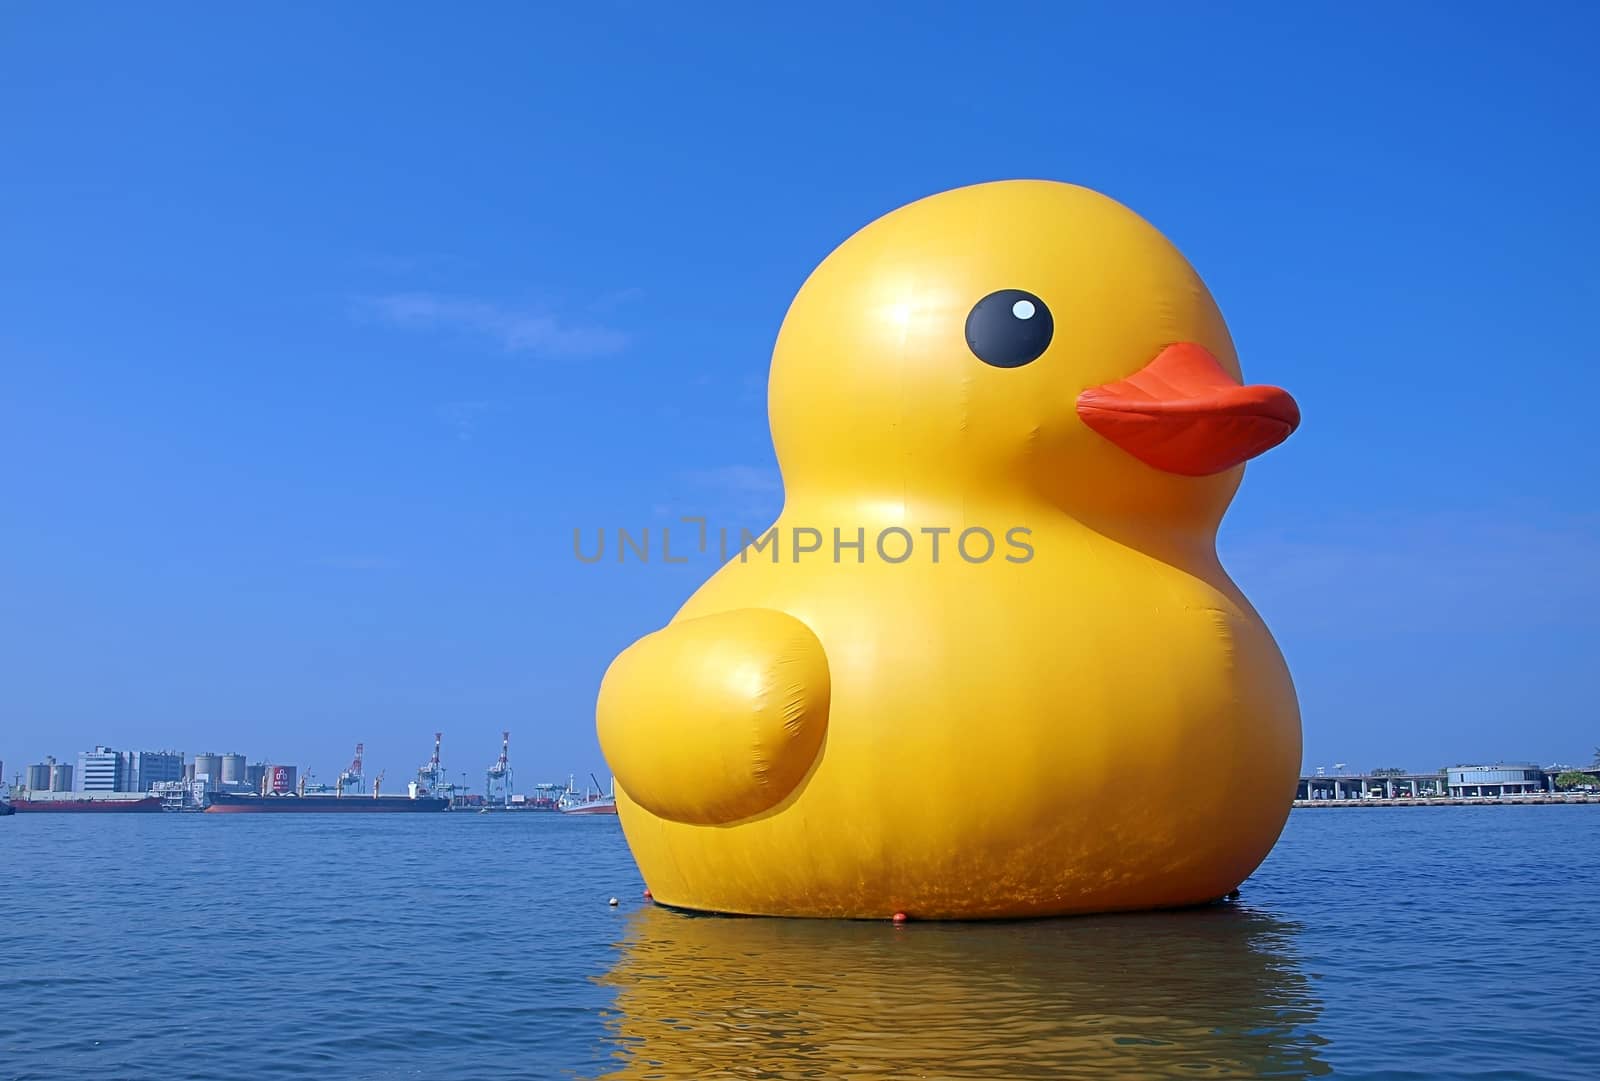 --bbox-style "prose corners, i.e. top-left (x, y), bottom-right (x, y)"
top-left (1012, 299), bottom-right (1036, 320)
